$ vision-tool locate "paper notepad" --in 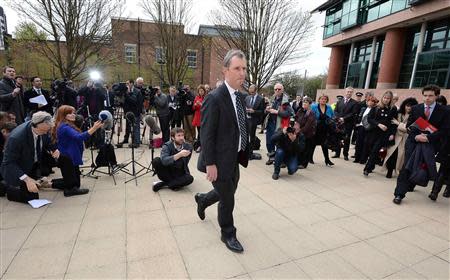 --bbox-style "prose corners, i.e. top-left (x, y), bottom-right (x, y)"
top-left (28, 199), bottom-right (52, 208)
top-left (29, 95), bottom-right (48, 106)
